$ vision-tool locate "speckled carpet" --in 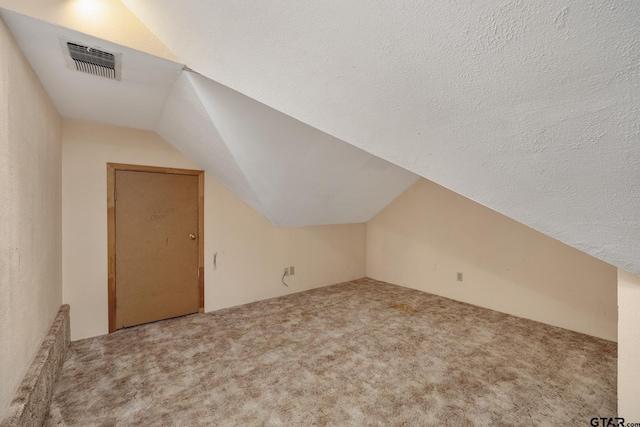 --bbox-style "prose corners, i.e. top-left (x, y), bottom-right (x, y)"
top-left (45, 278), bottom-right (616, 426)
